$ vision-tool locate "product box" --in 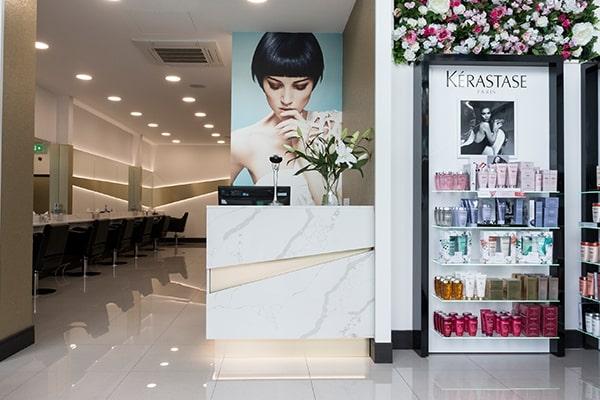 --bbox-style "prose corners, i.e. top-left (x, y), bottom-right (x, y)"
top-left (538, 276), bottom-right (549, 300)
top-left (485, 278), bottom-right (504, 300)
top-left (519, 162), bottom-right (536, 191)
top-left (512, 199), bottom-right (525, 226)
top-left (548, 277), bottom-right (559, 300)
top-left (535, 199), bottom-right (544, 227)
top-left (516, 232), bottom-right (554, 264)
top-left (480, 231), bottom-right (517, 264)
top-left (525, 276), bottom-right (539, 300)
top-left (504, 279), bottom-right (522, 300)
top-left (543, 197), bottom-right (559, 227)
top-left (542, 170), bottom-right (558, 192)
top-left (439, 231), bottom-right (472, 263)
top-left (541, 305), bottom-right (558, 337)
